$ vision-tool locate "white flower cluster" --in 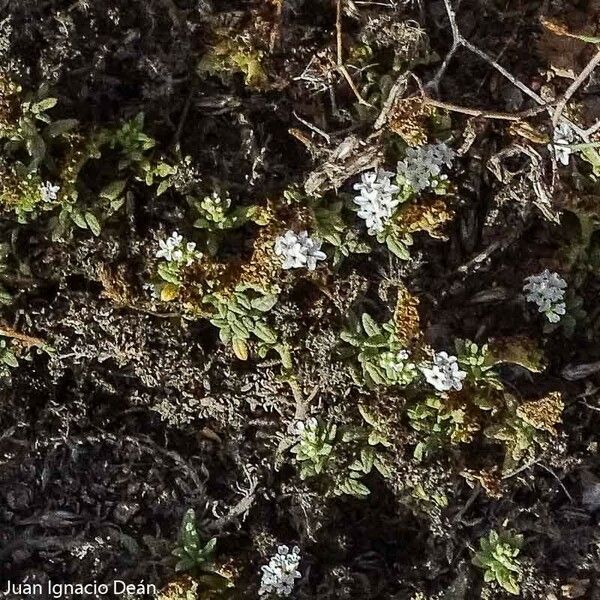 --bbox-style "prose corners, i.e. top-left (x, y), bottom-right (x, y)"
top-left (40, 181), bottom-right (60, 203)
top-left (274, 230), bottom-right (326, 270)
top-left (523, 269), bottom-right (567, 323)
top-left (420, 351), bottom-right (466, 392)
top-left (353, 169), bottom-right (400, 235)
top-left (259, 545), bottom-right (302, 597)
top-left (396, 143), bottom-right (455, 192)
top-left (548, 123), bottom-right (575, 166)
top-left (155, 231), bottom-right (202, 265)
